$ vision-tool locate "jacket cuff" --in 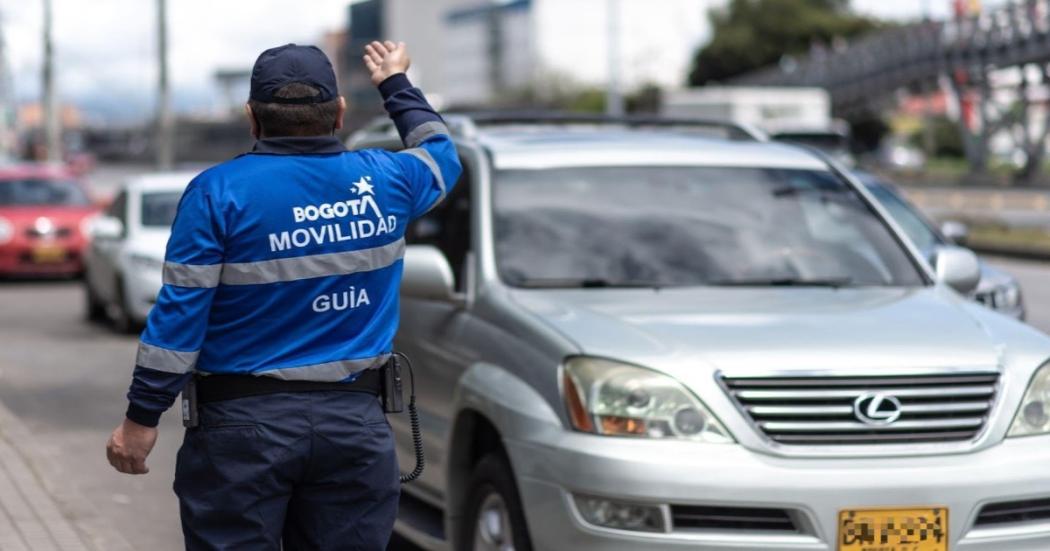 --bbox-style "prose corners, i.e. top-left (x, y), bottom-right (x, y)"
top-left (378, 73), bottom-right (412, 100)
top-left (126, 403), bottom-right (163, 428)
